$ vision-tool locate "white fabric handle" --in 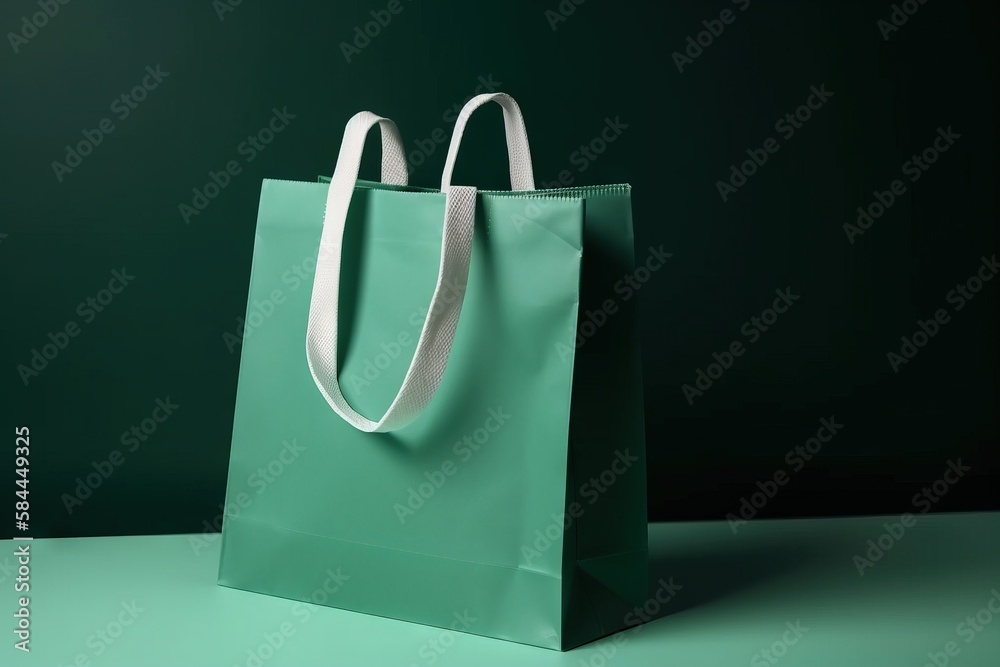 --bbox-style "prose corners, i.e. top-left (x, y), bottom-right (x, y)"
top-left (366, 112), bottom-right (408, 185)
top-left (306, 111), bottom-right (477, 433)
top-left (441, 93), bottom-right (535, 191)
